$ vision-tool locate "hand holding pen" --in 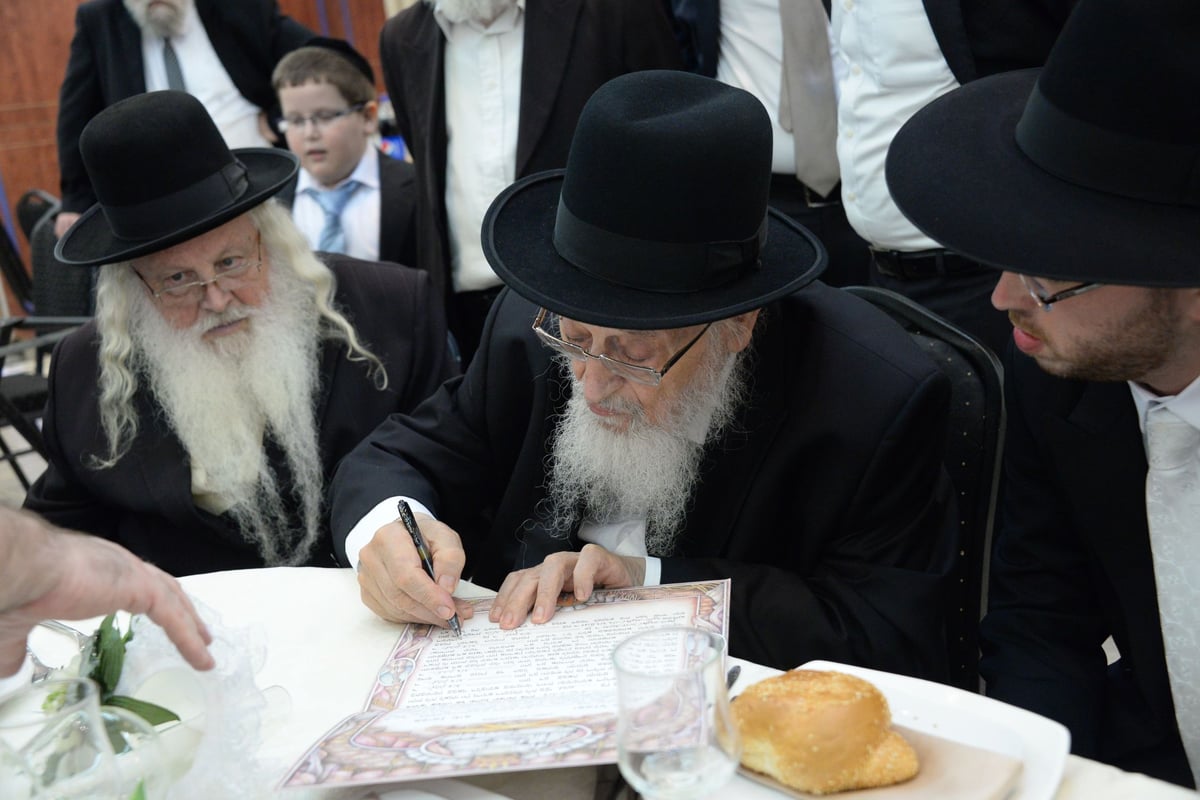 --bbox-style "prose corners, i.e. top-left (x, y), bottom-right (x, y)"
top-left (396, 500), bottom-right (463, 637)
